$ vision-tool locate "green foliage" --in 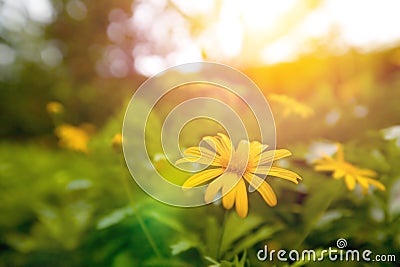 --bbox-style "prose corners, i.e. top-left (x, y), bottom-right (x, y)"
top-left (2, 93), bottom-right (400, 266)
